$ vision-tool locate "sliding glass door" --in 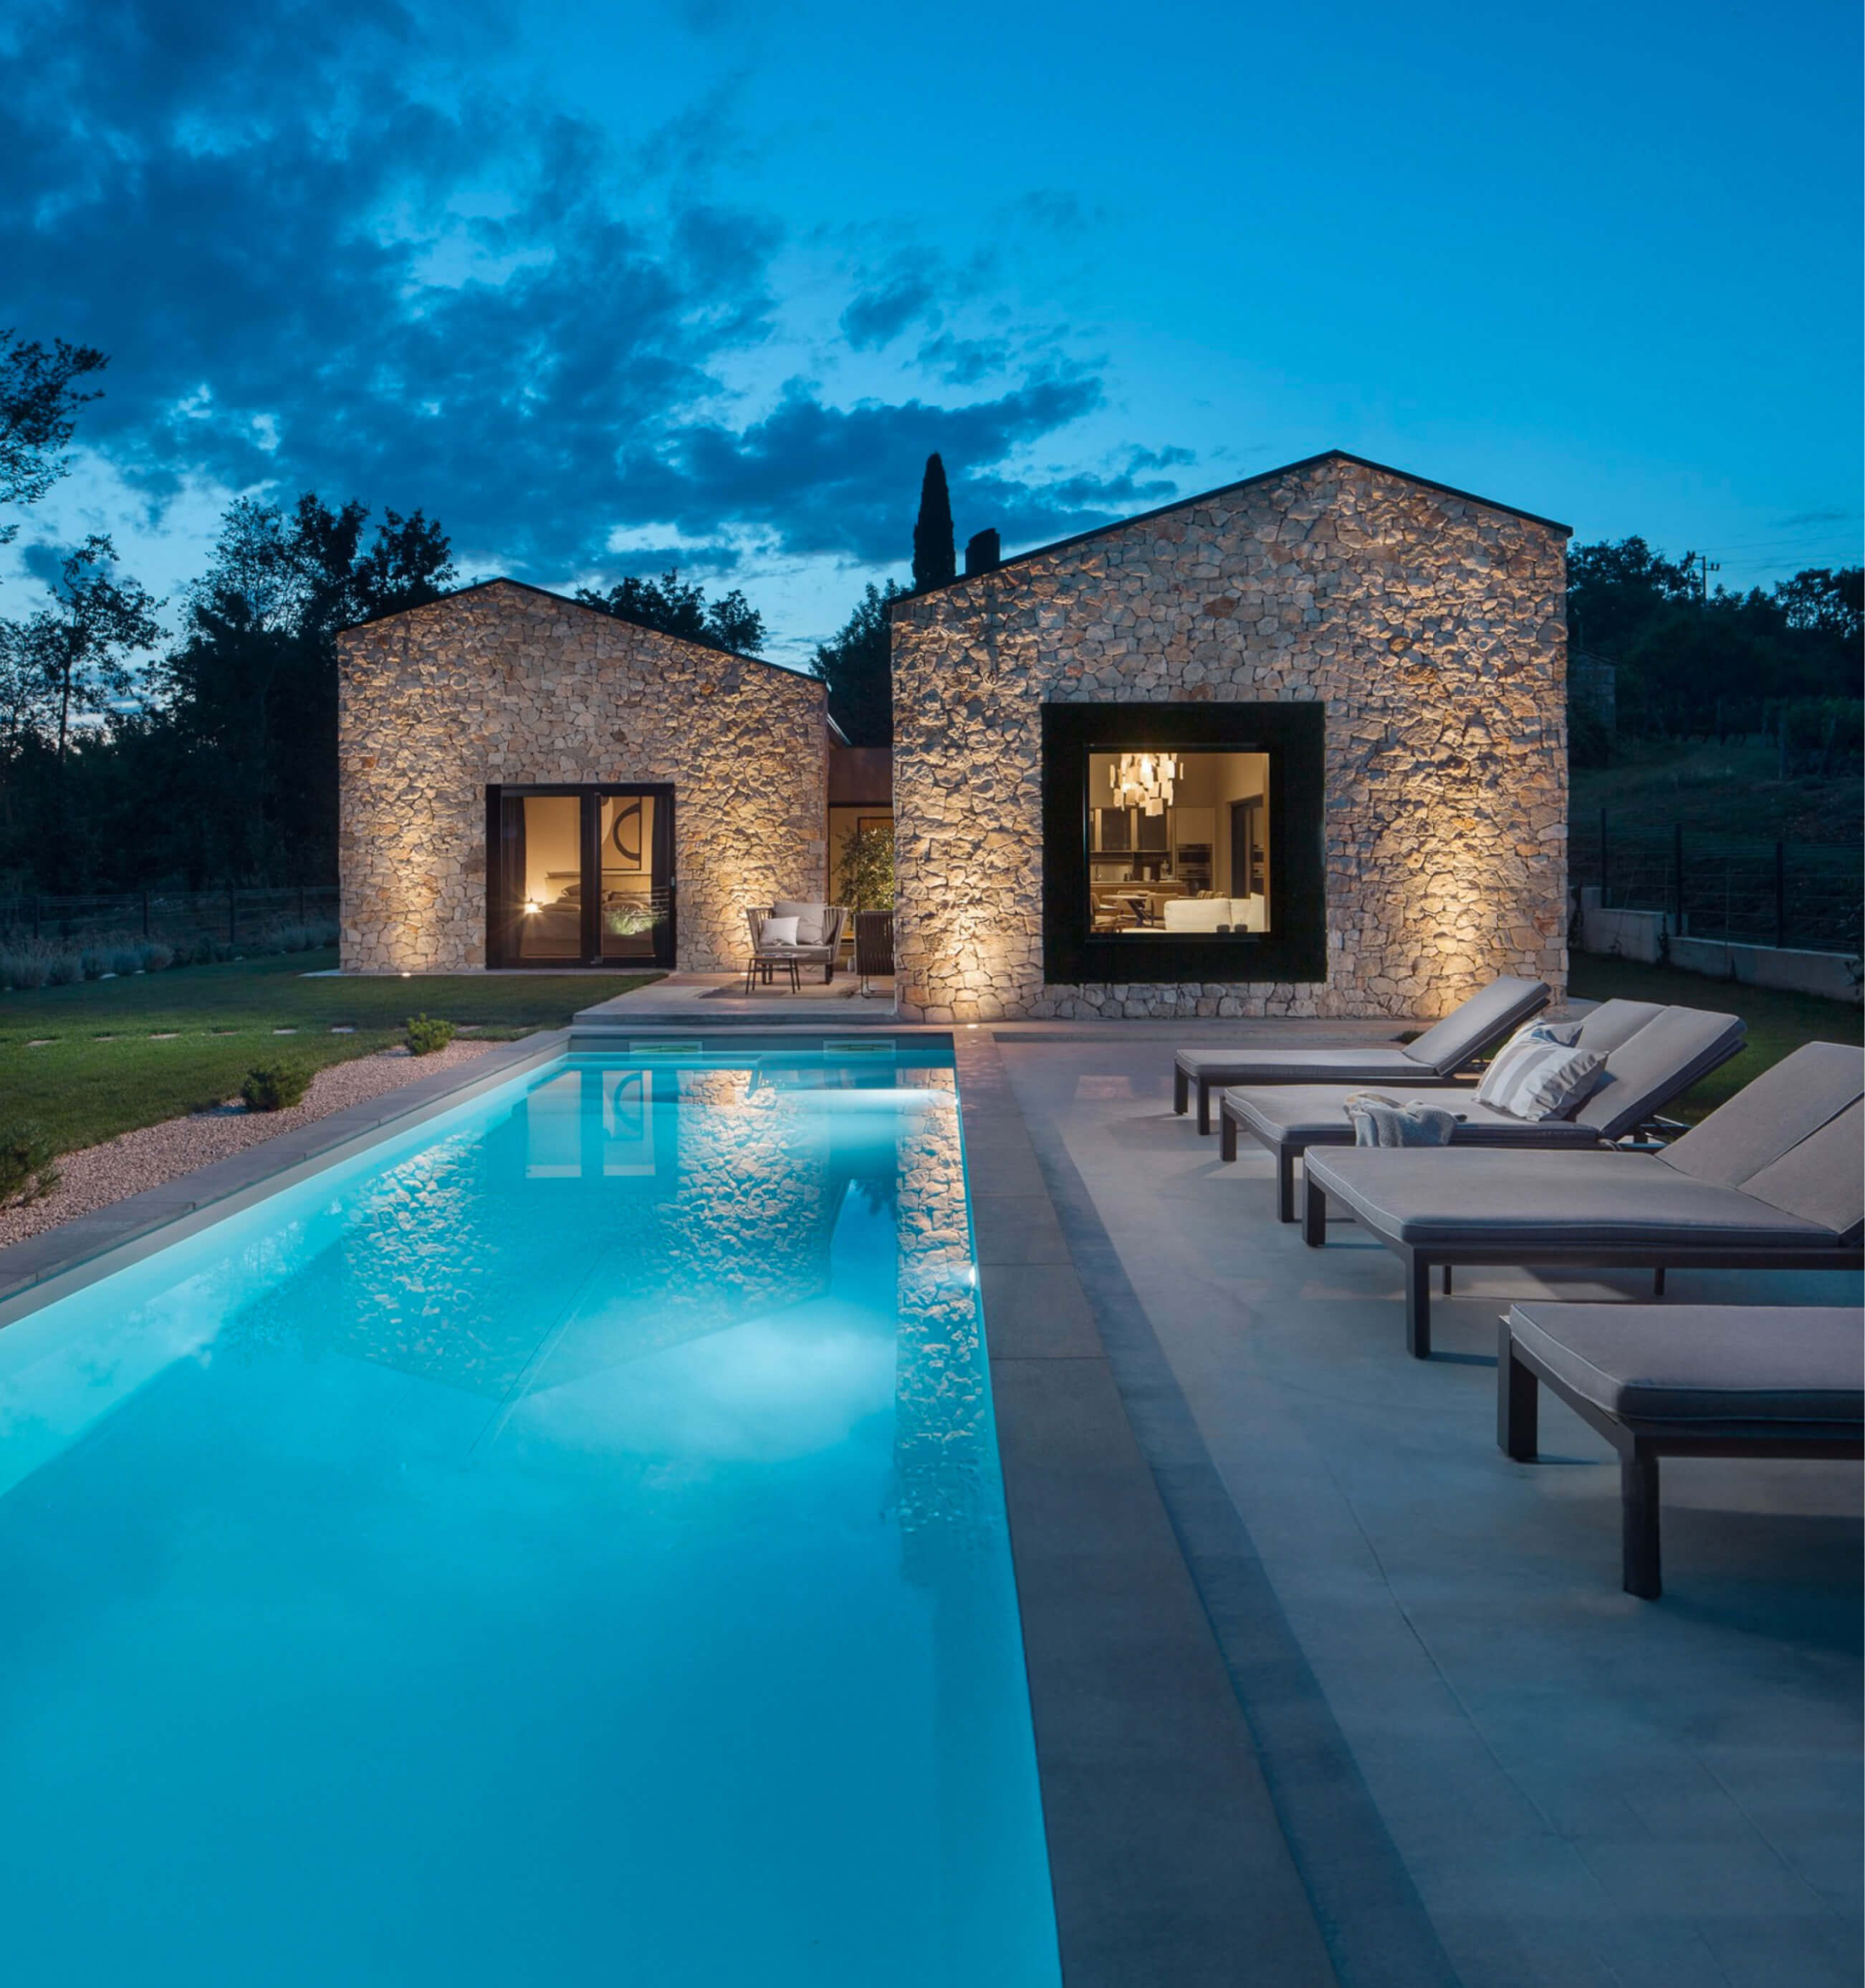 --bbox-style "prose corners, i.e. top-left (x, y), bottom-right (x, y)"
top-left (486, 784), bottom-right (675, 969)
